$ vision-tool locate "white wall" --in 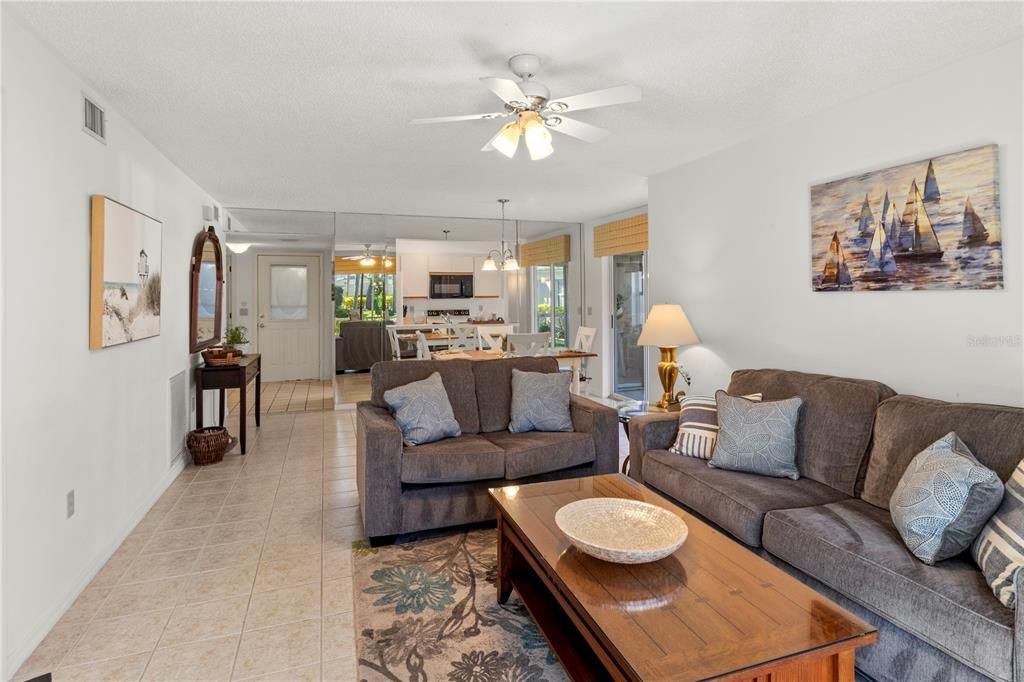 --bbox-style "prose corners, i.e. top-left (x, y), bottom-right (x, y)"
top-left (649, 39), bottom-right (1024, 406)
top-left (1, 13), bottom-right (222, 675)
